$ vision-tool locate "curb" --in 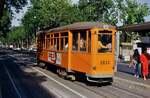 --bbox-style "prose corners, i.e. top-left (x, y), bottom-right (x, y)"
top-left (118, 63), bottom-right (129, 66)
top-left (114, 76), bottom-right (150, 89)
